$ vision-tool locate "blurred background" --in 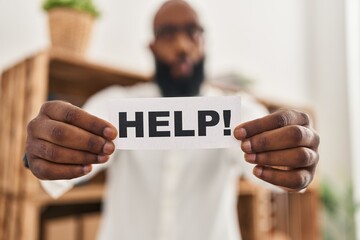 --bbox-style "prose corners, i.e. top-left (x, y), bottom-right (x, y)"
top-left (0, 0), bottom-right (359, 239)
